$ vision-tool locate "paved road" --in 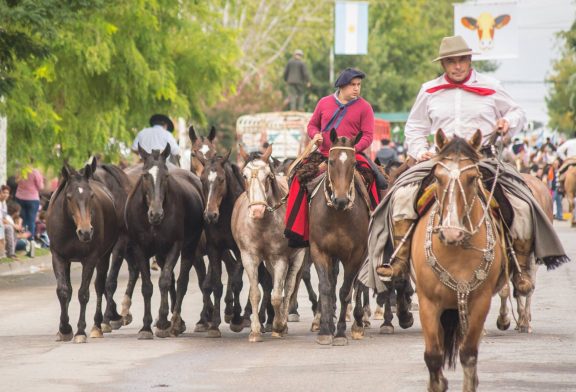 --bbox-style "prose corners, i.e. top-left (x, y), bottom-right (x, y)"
top-left (0, 223), bottom-right (575, 392)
